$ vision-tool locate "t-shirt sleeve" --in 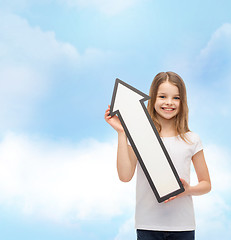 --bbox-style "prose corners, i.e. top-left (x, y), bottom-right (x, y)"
top-left (192, 133), bottom-right (203, 156)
